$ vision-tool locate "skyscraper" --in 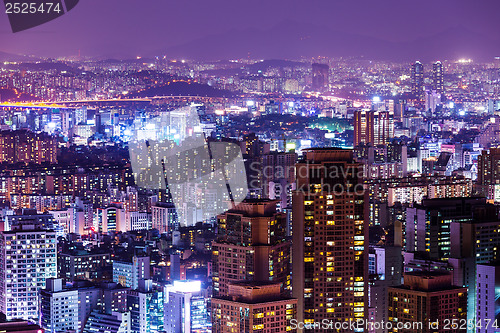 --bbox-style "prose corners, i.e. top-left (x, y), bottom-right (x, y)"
top-left (354, 110), bottom-right (394, 147)
top-left (292, 148), bottom-right (368, 331)
top-left (432, 61), bottom-right (444, 93)
top-left (212, 199), bottom-right (290, 298)
top-left (312, 63), bottom-right (329, 92)
top-left (411, 61), bottom-right (424, 100)
top-left (0, 223), bottom-right (57, 320)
